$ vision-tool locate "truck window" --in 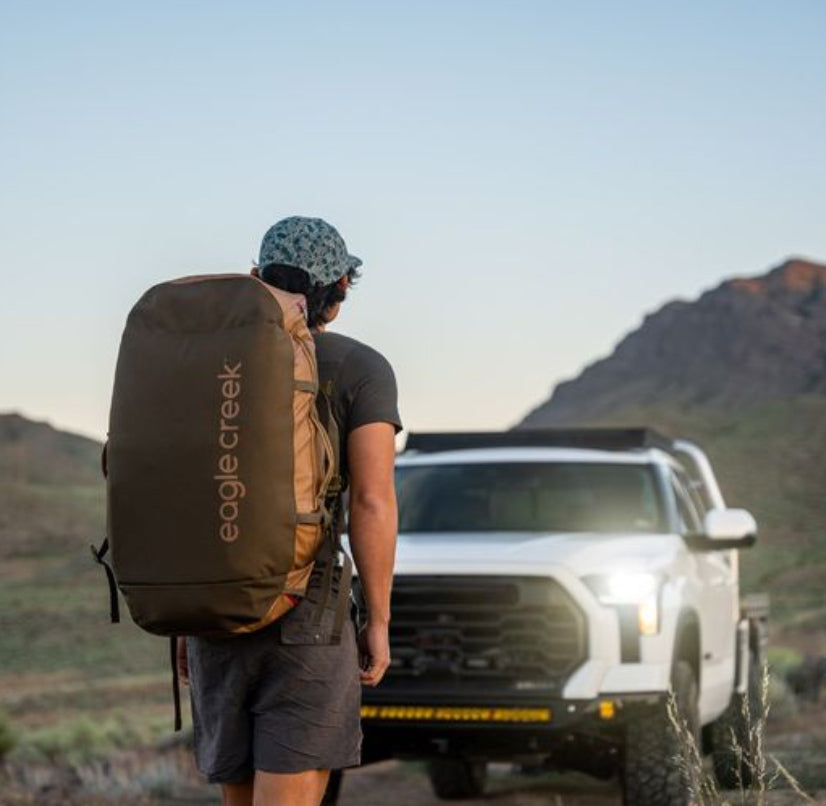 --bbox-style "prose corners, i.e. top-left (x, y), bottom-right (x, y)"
top-left (396, 463), bottom-right (666, 534)
top-left (670, 471), bottom-right (702, 534)
top-left (675, 467), bottom-right (708, 518)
